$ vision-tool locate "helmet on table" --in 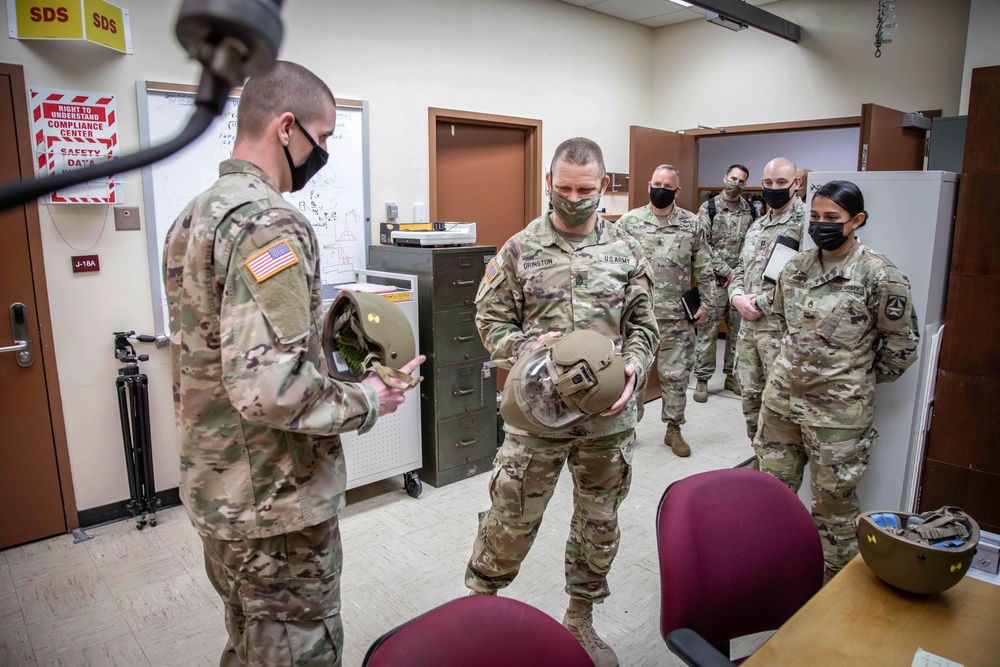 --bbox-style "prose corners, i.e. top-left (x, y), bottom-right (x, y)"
top-left (322, 290), bottom-right (421, 390)
top-left (856, 506), bottom-right (980, 595)
top-left (500, 330), bottom-right (626, 435)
